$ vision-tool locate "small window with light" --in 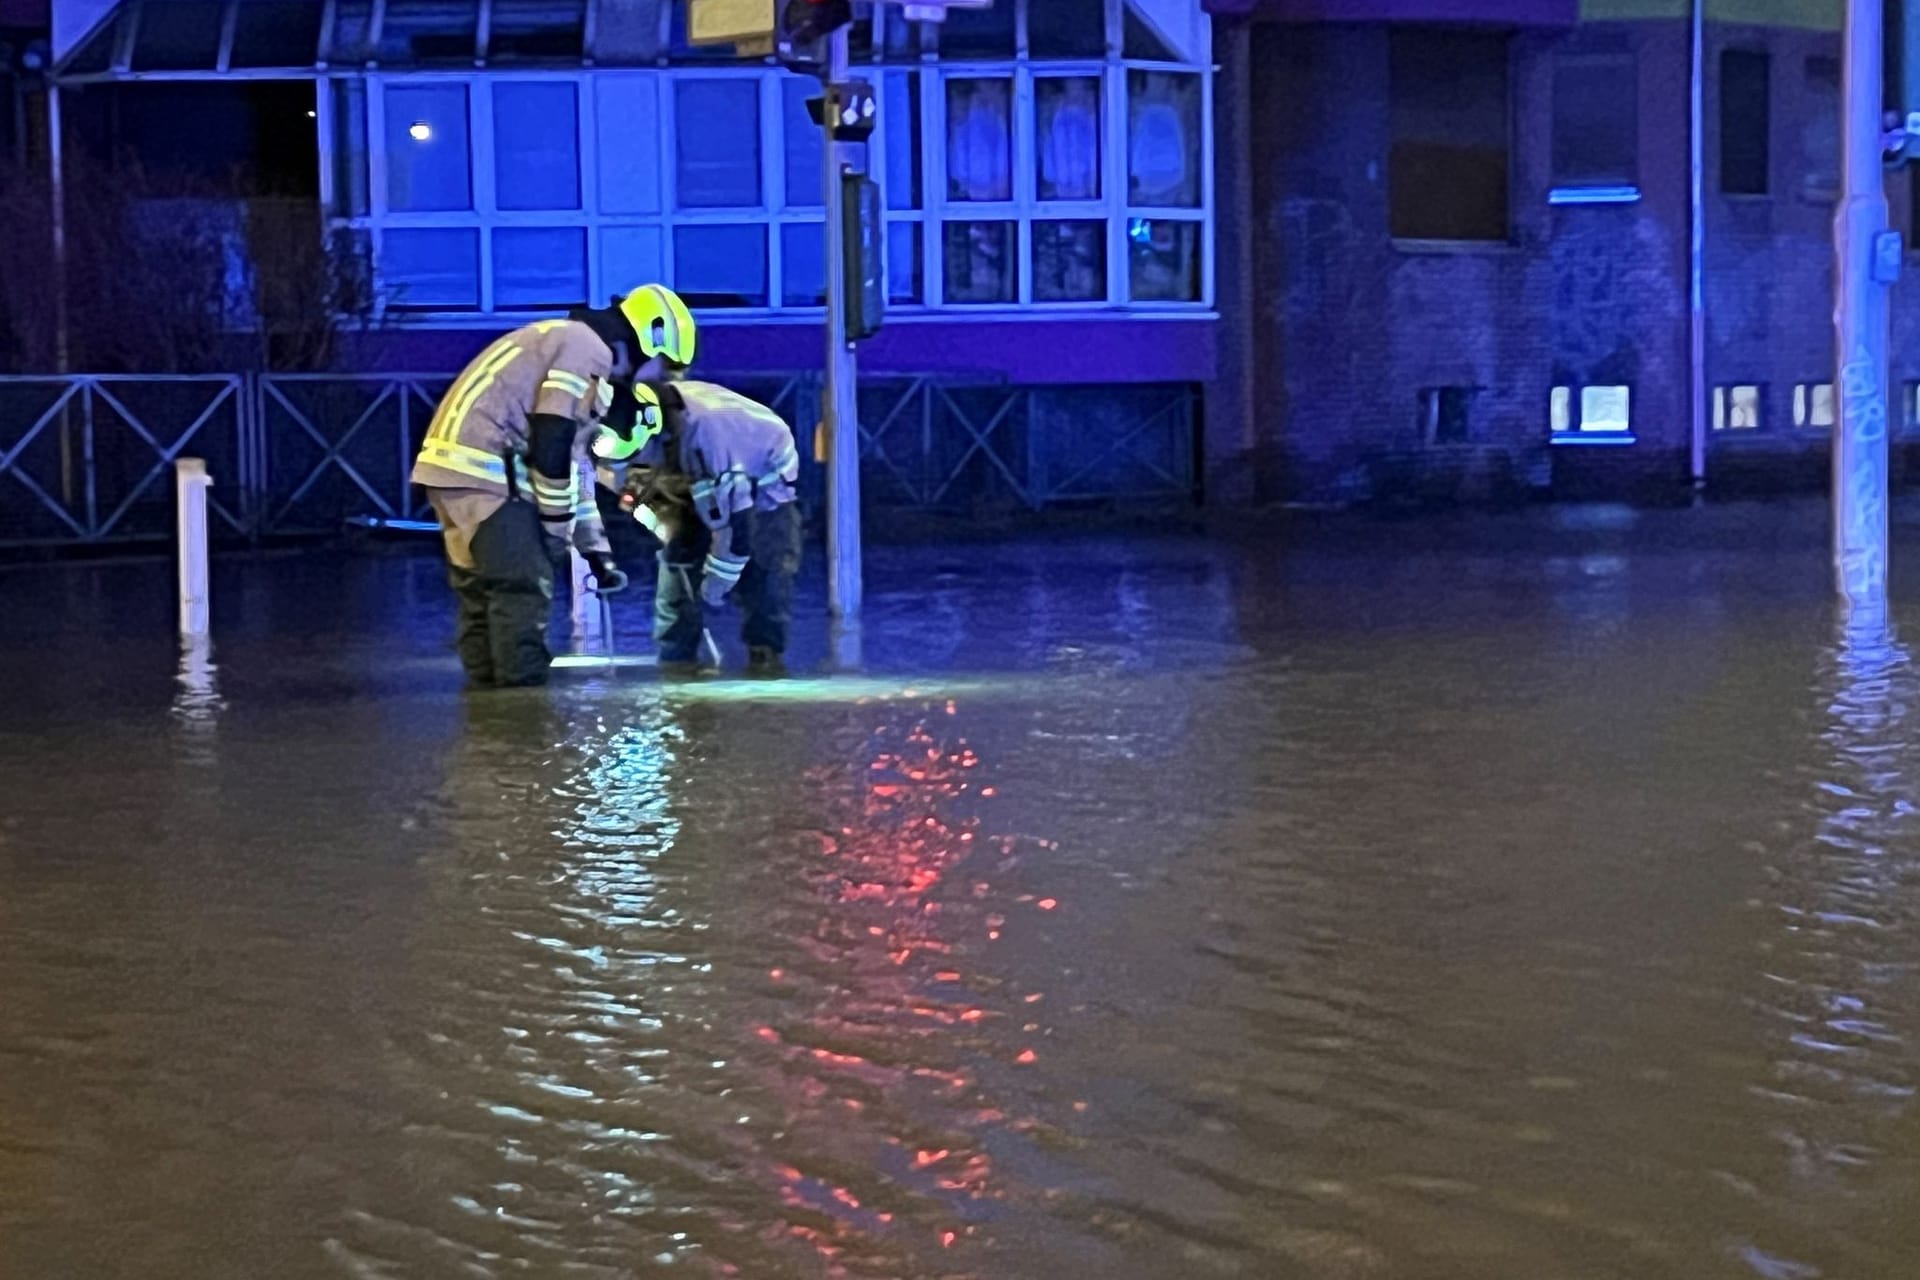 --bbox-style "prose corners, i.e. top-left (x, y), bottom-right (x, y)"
top-left (1713, 384), bottom-right (1762, 431)
top-left (1552, 384), bottom-right (1634, 443)
top-left (1794, 383), bottom-right (1835, 428)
